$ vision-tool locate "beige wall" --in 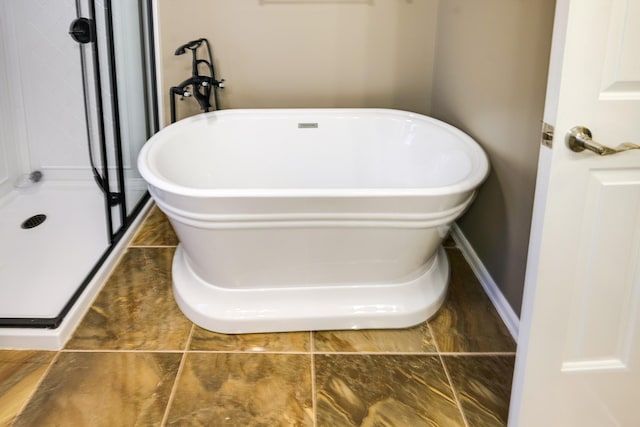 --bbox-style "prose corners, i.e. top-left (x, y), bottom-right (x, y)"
top-left (157, 0), bottom-right (438, 123)
top-left (430, 0), bottom-right (556, 315)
